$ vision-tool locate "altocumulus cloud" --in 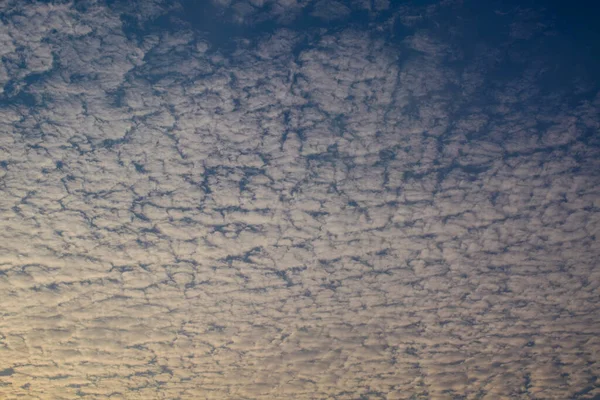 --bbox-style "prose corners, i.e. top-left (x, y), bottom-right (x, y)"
top-left (0, 0), bottom-right (599, 398)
